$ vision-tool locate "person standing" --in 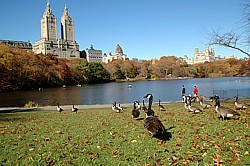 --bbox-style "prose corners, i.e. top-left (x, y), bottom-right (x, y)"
top-left (181, 85), bottom-right (185, 97)
top-left (193, 85), bottom-right (198, 97)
